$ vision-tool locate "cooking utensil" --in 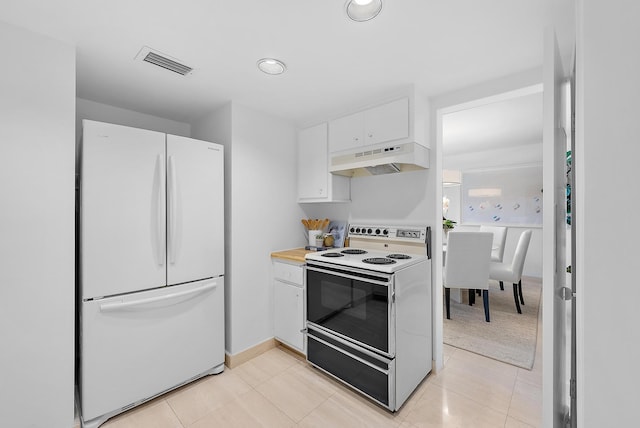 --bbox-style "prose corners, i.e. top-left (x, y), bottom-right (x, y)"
top-left (322, 218), bottom-right (329, 230)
